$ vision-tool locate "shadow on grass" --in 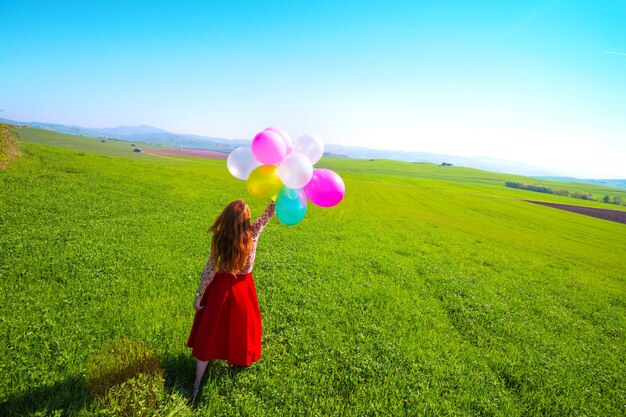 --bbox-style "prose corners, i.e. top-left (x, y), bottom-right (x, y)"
top-left (161, 353), bottom-right (246, 396)
top-left (0, 375), bottom-right (90, 416)
top-left (161, 353), bottom-right (197, 396)
top-left (0, 353), bottom-right (244, 415)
